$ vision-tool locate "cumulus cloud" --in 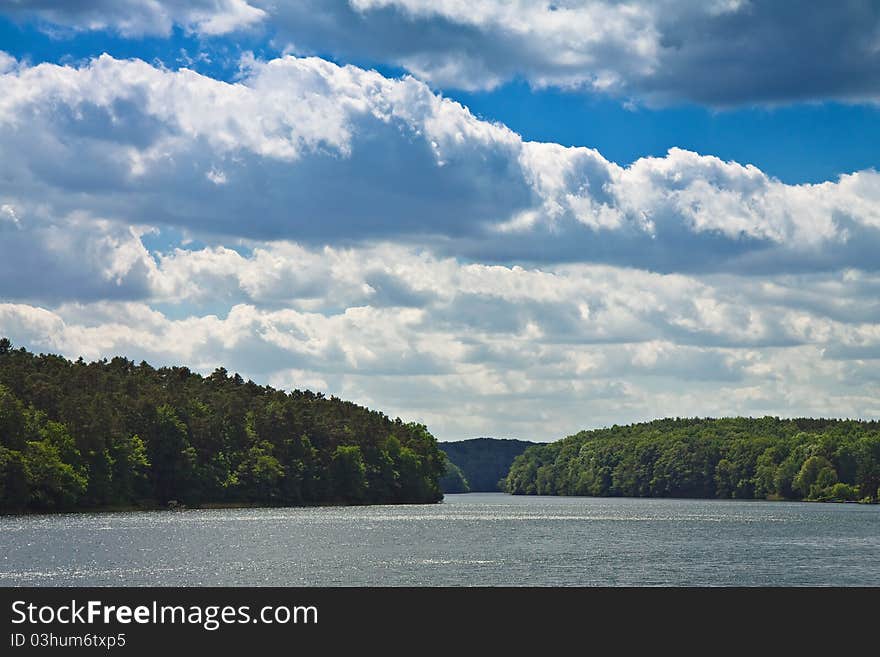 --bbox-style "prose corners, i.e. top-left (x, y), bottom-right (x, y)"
top-left (266, 0), bottom-right (880, 105)
top-left (0, 205), bottom-right (159, 303)
top-left (1, 51), bottom-right (879, 440)
top-left (0, 0), bottom-right (265, 37)
top-left (144, 243), bottom-right (880, 352)
top-left (2, 287), bottom-right (879, 440)
top-left (1, 53), bottom-right (879, 277)
top-left (4, 237), bottom-right (880, 439)
top-left (7, 1), bottom-right (875, 105)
